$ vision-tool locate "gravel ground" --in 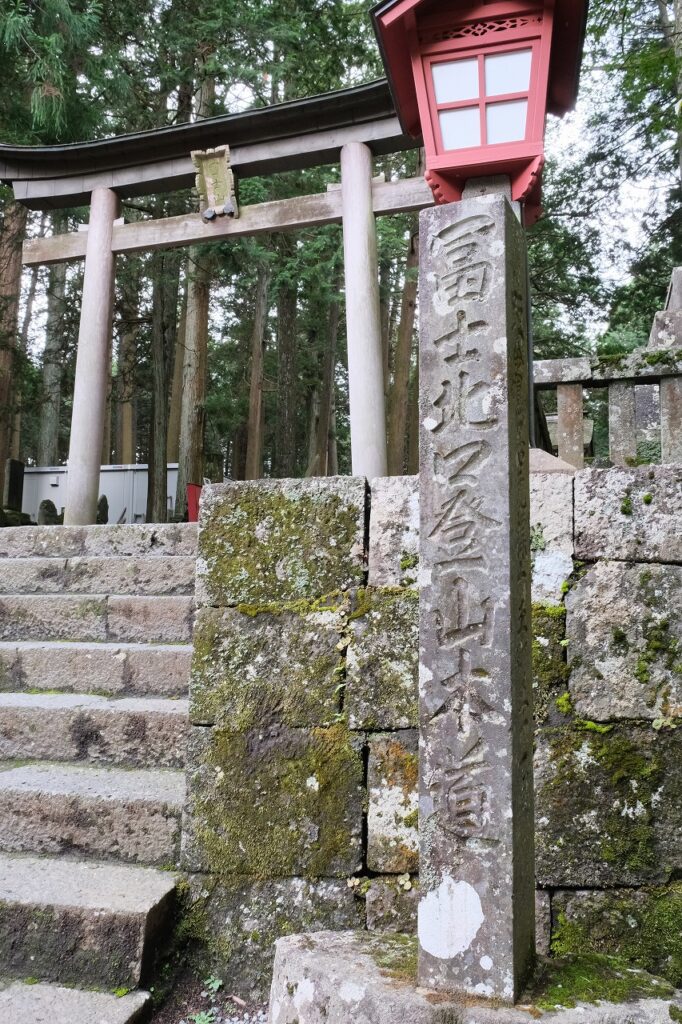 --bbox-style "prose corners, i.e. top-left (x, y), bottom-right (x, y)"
top-left (149, 969), bottom-right (268, 1024)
